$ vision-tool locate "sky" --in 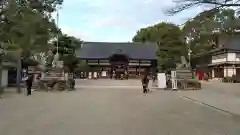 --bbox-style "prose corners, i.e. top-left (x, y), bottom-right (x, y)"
top-left (54, 0), bottom-right (206, 42)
